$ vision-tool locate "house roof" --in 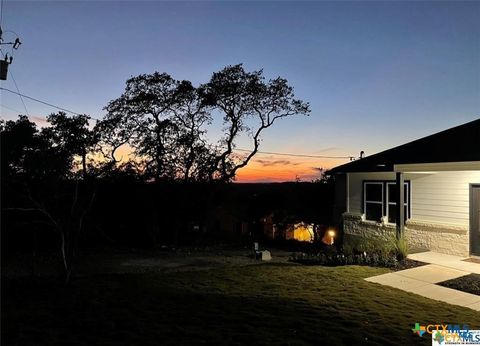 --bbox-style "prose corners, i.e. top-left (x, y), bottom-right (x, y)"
top-left (328, 118), bottom-right (480, 174)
